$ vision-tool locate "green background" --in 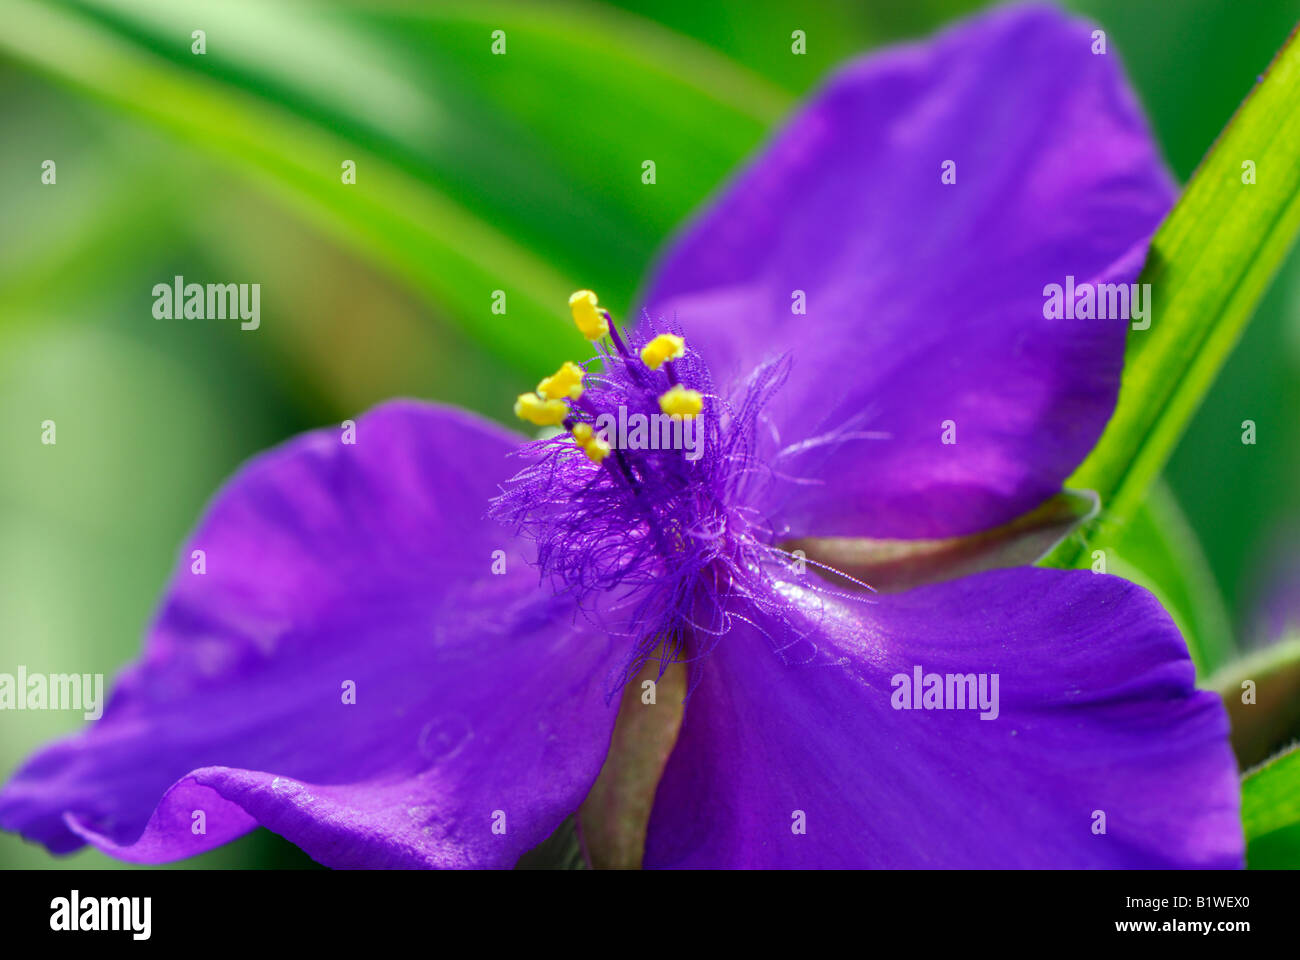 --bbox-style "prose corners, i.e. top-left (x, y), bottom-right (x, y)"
top-left (1, 0), bottom-right (1298, 868)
